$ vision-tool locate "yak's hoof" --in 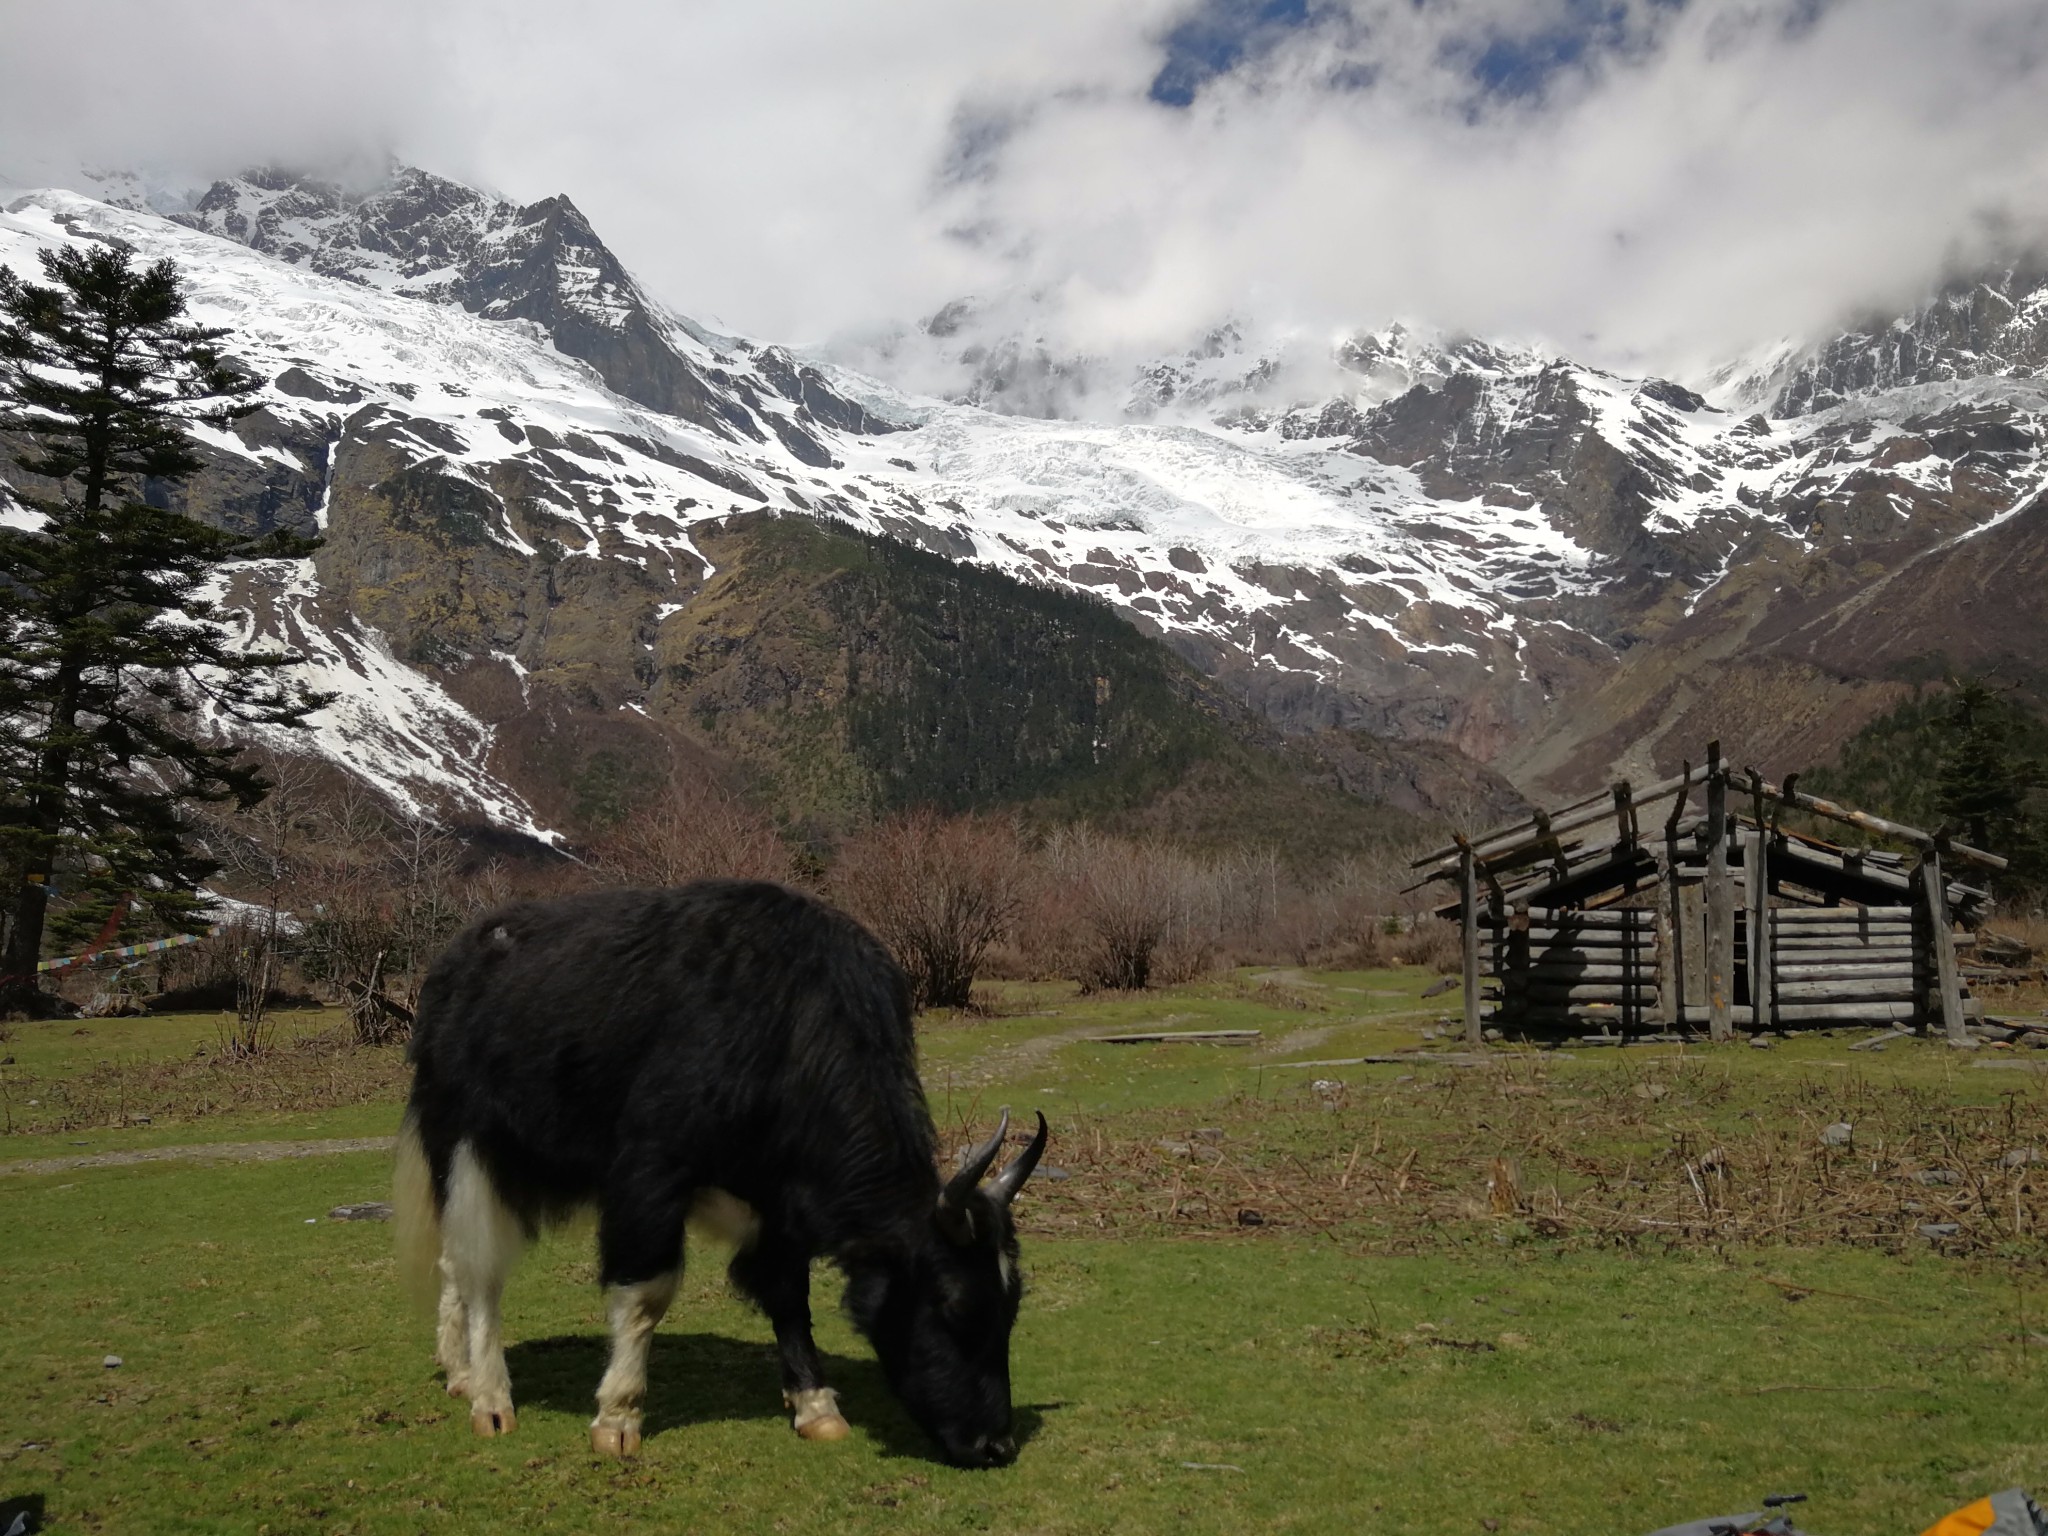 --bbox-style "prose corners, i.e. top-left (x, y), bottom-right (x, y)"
top-left (788, 1388), bottom-right (849, 1442)
top-left (590, 1420), bottom-right (642, 1457)
top-left (470, 1402), bottom-right (517, 1436)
